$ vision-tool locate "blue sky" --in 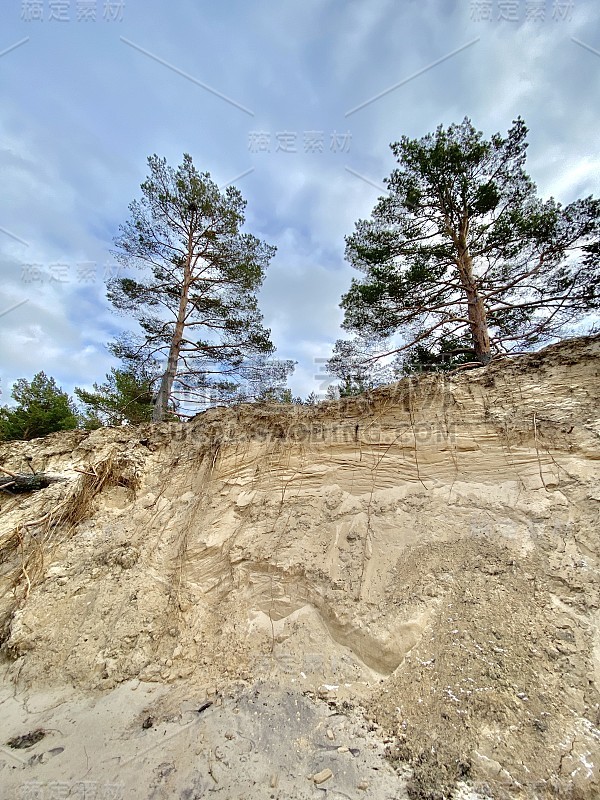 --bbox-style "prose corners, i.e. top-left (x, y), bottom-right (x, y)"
top-left (1, 0), bottom-right (599, 403)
